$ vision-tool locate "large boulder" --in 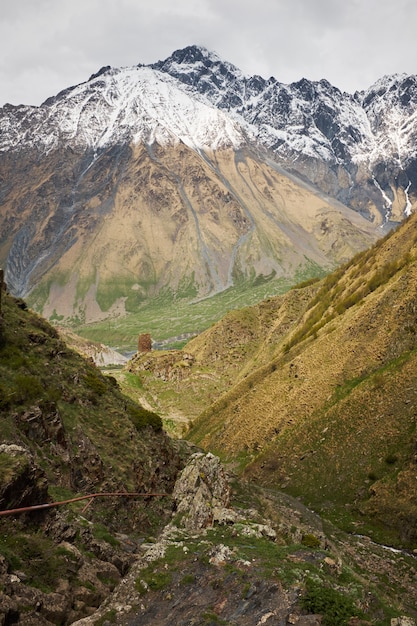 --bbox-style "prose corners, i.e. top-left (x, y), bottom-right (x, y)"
top-left (172, 452), bottom-right (231, 530)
